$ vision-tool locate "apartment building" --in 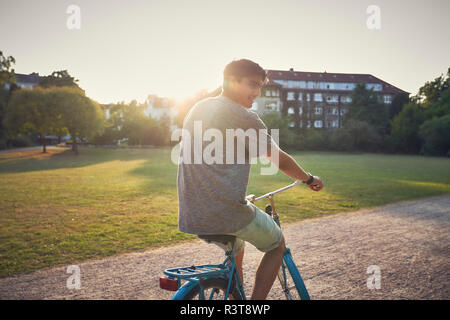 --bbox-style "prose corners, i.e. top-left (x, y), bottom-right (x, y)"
top-left (251, 68), bottom-right (408, 129)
